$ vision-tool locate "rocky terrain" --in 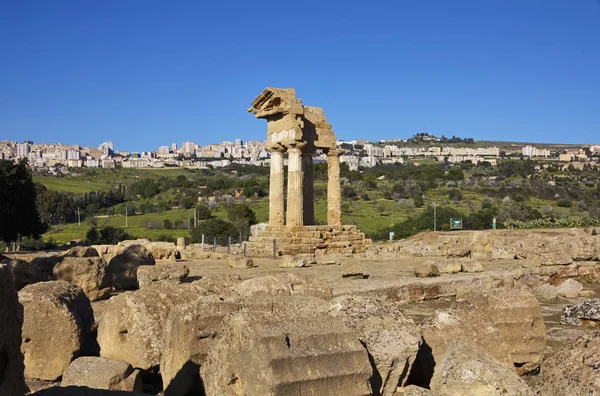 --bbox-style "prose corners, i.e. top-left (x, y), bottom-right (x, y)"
top-left (1, 227), bottom-right (600, 395)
